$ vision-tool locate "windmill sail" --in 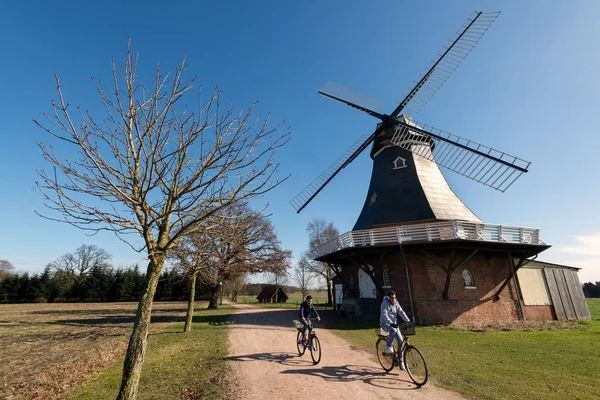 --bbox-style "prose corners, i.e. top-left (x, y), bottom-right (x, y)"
top-left (396, 11), bottom-right (500, 116)
top-left (390, 118), bottom-right (530, 192)
top-left (290, 132), bottom-right (373, 213)
top-left (291, 11), bottom-right (506, 213)
top-left (317, 81), bottom-right (385, 119)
